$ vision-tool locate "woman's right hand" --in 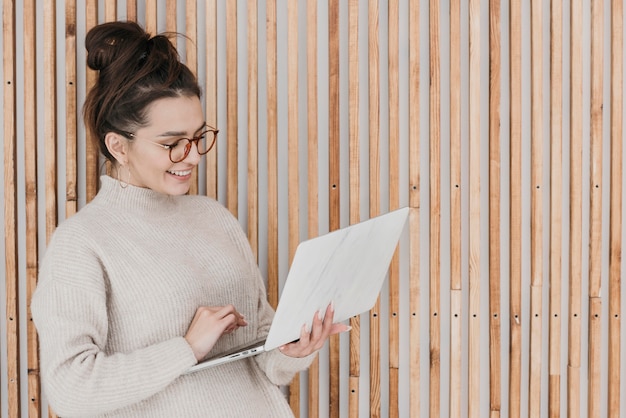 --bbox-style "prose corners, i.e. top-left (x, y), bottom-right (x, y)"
top-left (184, 305), bottom-right (248, 361)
